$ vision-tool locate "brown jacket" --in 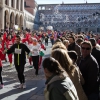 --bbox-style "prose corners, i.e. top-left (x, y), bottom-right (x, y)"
top-left (68, 66), bottom-right (88, 100)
